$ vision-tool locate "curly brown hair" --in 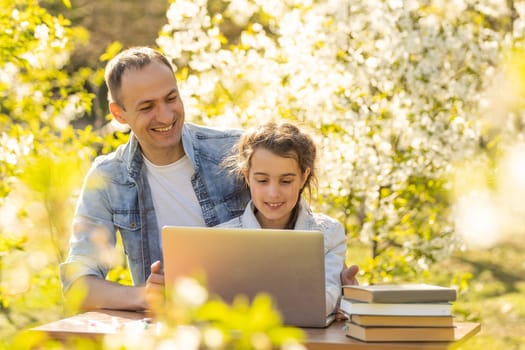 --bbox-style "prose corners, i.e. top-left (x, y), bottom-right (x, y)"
top-left (225, 122), bottom-right (318, 199)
